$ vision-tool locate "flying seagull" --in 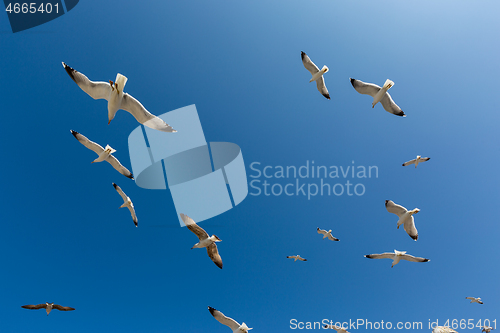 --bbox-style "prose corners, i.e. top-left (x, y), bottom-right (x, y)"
top-left (403, 155), bottom-right (431, 168)
top-left (208, 306), bottom-right (252, 332)
top-left (62, 62), bottom-right (176, 132)
top-left (21, 302), bottom-right (75, 316)
top-left (364, 249), bottom-right (430, 267)
top-left (180, 213), bottom-right (223, 269)
top-left (324, 325), bottom-right (350, 332)
top-left (301, 51), bottom-right (330, 100)
top-left (432, 327), bottom-right (458, 333)
top-left (112, 183), bottom-right (138, 227)
top-left (465, 297), bottom-right (484, 304)
top-left (287, 255), bottom-right (307, 261)
top-left (70, 130), bottom-right (133, 179)
top-left (349, 78), bottom-right (405, 117)
top-left (317, 227), bottom-right (339, 241)
top-left (482, 326), bottom-right (494, 333)
top-left (385, 200), bottom-right (420, 241)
